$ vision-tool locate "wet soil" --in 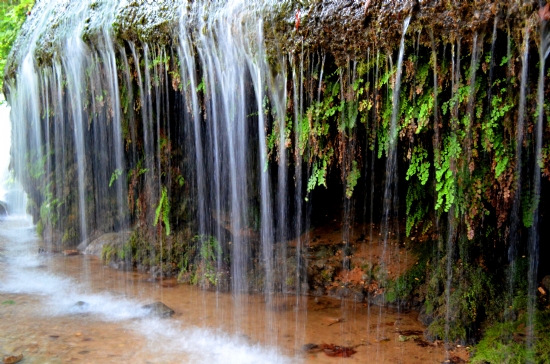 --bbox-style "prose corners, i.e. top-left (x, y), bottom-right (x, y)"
top-left (296, 219), bottom-right (419, 306)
